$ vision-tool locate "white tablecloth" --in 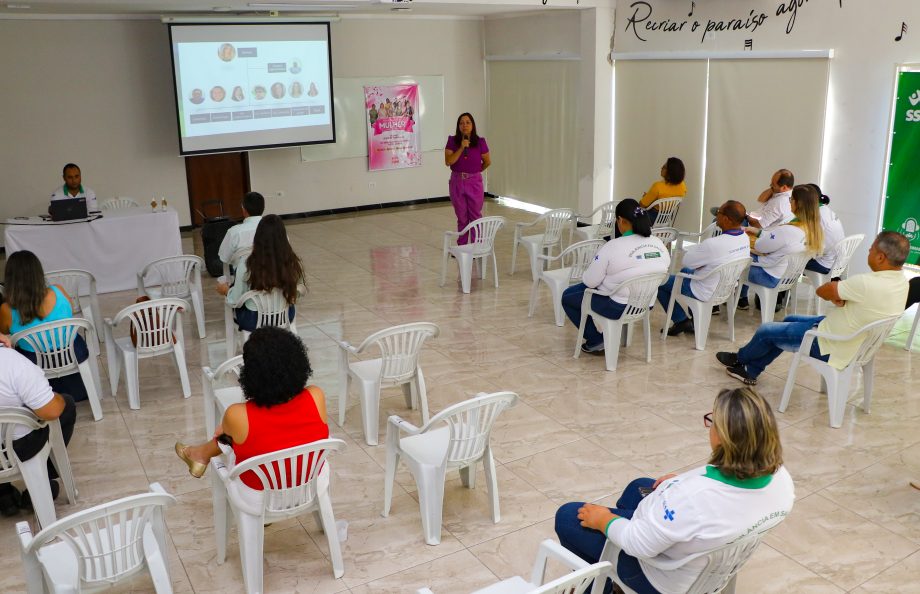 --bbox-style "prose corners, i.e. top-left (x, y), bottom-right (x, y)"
top-left (4, 208), bottom-right (182, 293)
